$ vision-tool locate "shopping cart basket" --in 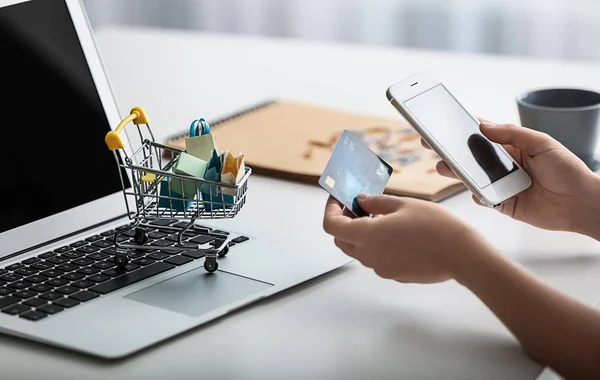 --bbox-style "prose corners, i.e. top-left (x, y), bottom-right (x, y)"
top-left (104, 106), bottom-right (251, 272)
